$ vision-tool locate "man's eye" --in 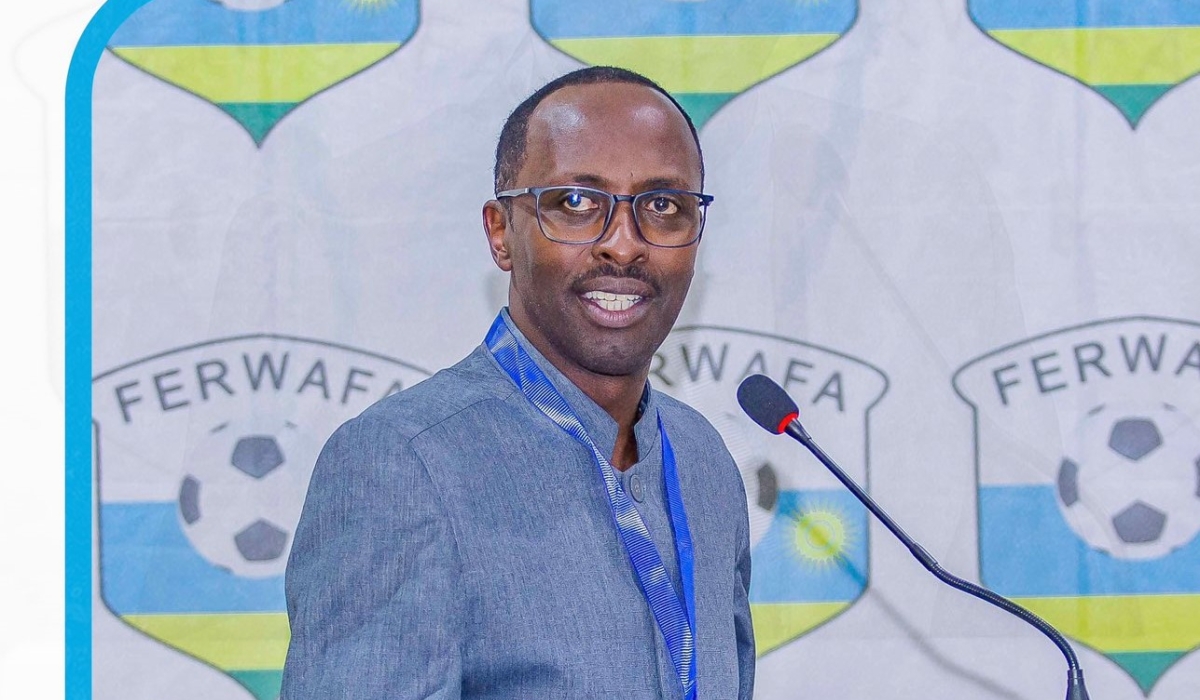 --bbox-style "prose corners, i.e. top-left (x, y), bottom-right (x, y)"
top-left (561, 191), bottom-right (597, 211)
top-left (646, 196), bottom-right (680, 215)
